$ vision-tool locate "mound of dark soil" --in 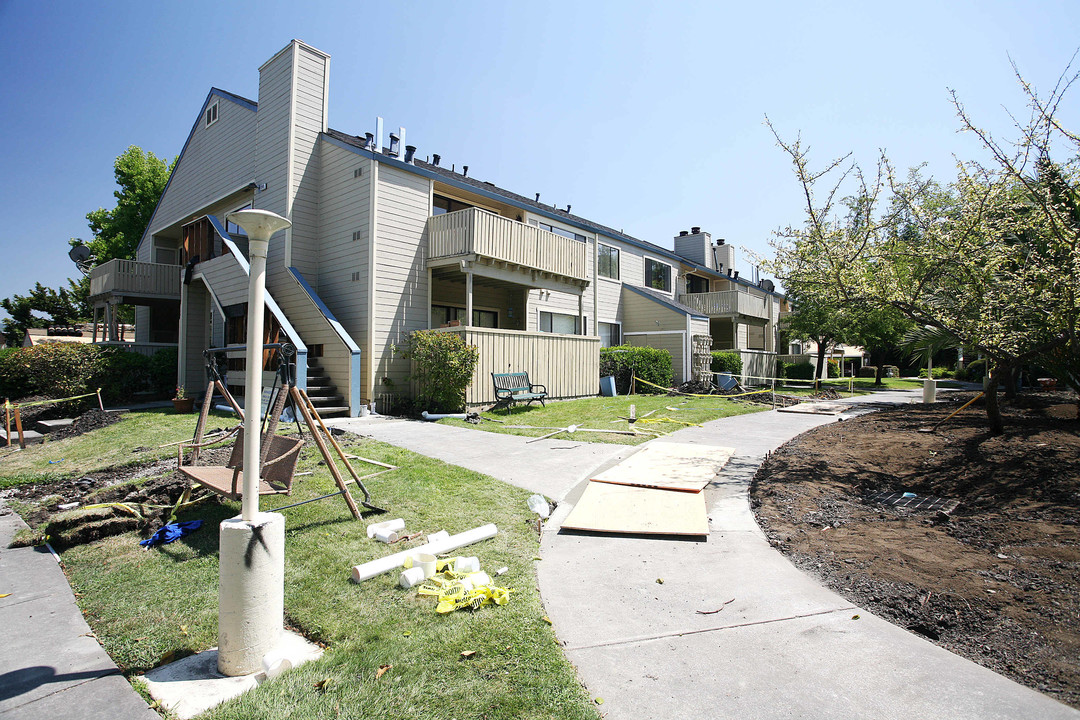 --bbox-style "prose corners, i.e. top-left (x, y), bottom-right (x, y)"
top-left (751, 390), bottom-right (1080, 707)
top-left (51, 409), bottom-right (123, 440)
